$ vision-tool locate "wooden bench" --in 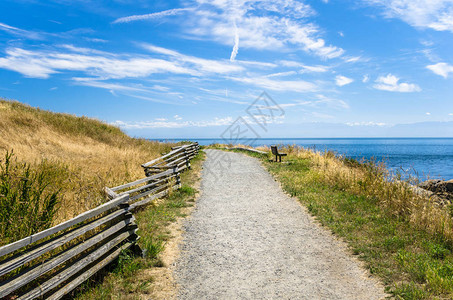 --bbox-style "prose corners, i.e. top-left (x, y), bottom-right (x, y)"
top-left (271, 145), bottom-right (287, 162)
